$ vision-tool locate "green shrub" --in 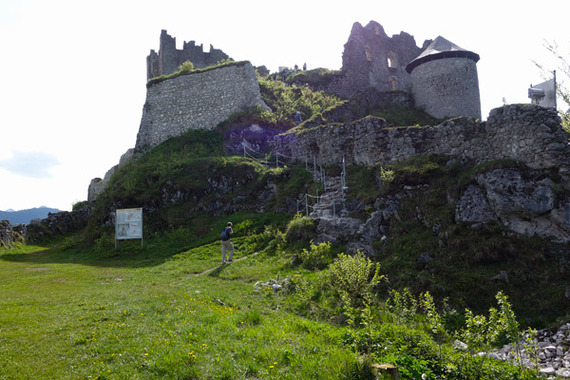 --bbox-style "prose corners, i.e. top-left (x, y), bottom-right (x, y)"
top-left (338, 355), bottom-right (376, 380)
top-left (285, 215), bottom-right (315, 246)
top-left (178, 60), bottom-right (194, 73)
top-left (72, 200), bottom-right (90, 211)
top-left (258, 77), bottom-right (343, 127)
top-left (328, 252), bottom-right (384, 311)
top-left (299, 241), bottom-right (334, 270)
top-left (386, 288), bottom-right (419, 324)
top-left (93, 231), bottom-right (115, 256)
